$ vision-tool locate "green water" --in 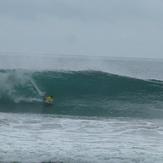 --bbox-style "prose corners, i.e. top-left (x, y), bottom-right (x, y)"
top-left (0, 70), bottom-right (163, 118)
